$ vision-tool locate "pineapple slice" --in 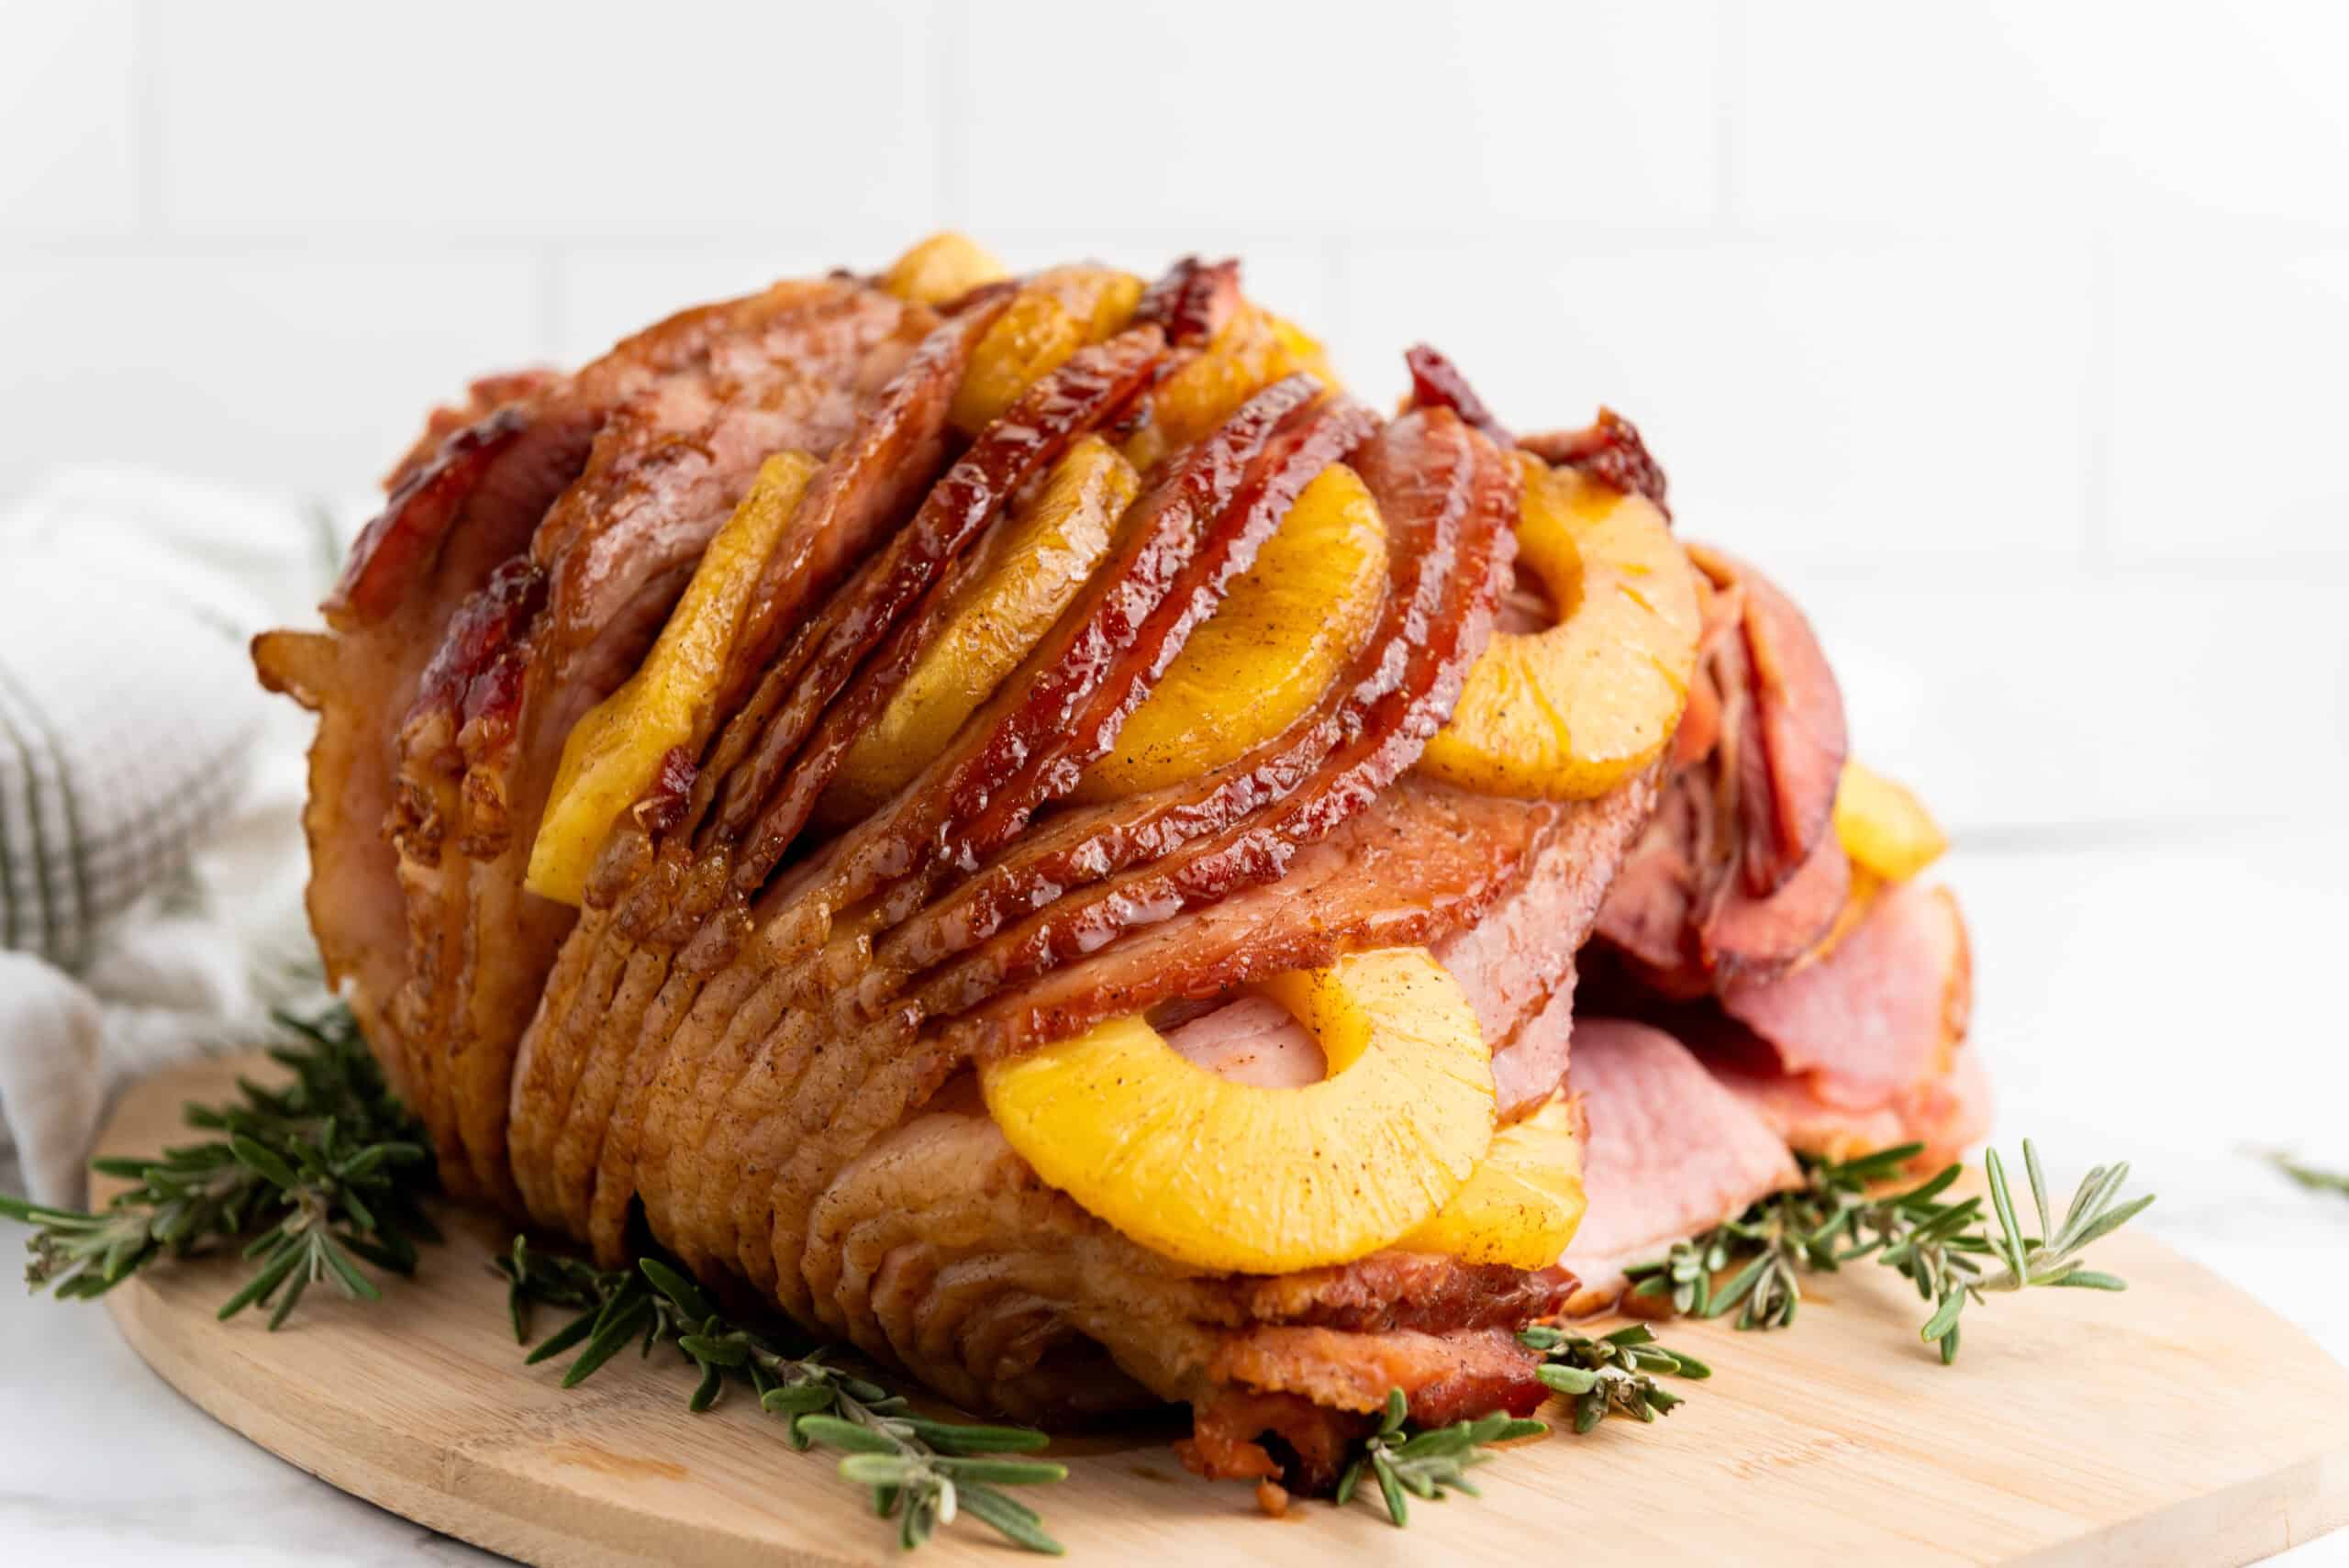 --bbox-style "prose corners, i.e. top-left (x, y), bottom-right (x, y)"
top-left (1124, 302), bottom-right (1337, 473)
top-left (1070, 462), bottom-right (1386, 802)
top-left (880, 231), bottom-right (1008, 306)
top-left (1834, 759), bottom-right (1949, 882)
top-left (820, 437), bottom-right (1141, 824)
top-left (980, 948), bottom-right (1496, 1274)
top-left (1419, 452), bottom-right (1701, 799)
top-left (526, 451), bottom-right (818, 906)
top-left (1399, 1092), bottom-right (1586, 1268)
top-left (950, 263), bottom-right (1145, 436)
